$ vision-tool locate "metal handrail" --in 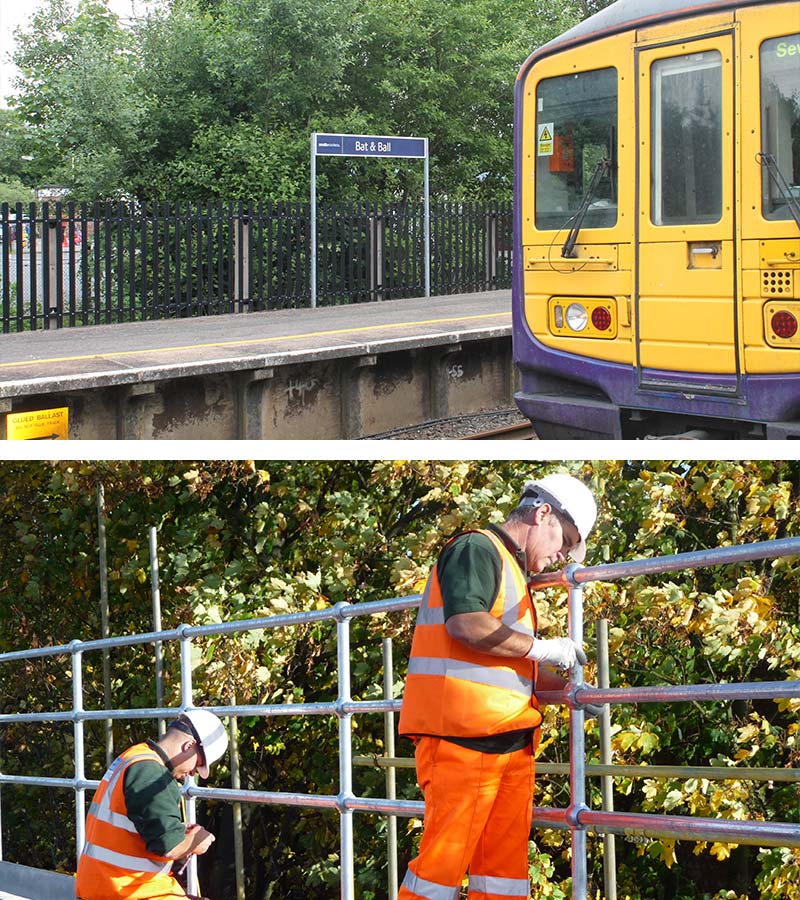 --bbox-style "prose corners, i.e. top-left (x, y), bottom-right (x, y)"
top-left (0, 537), bottom-right (798, 899)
